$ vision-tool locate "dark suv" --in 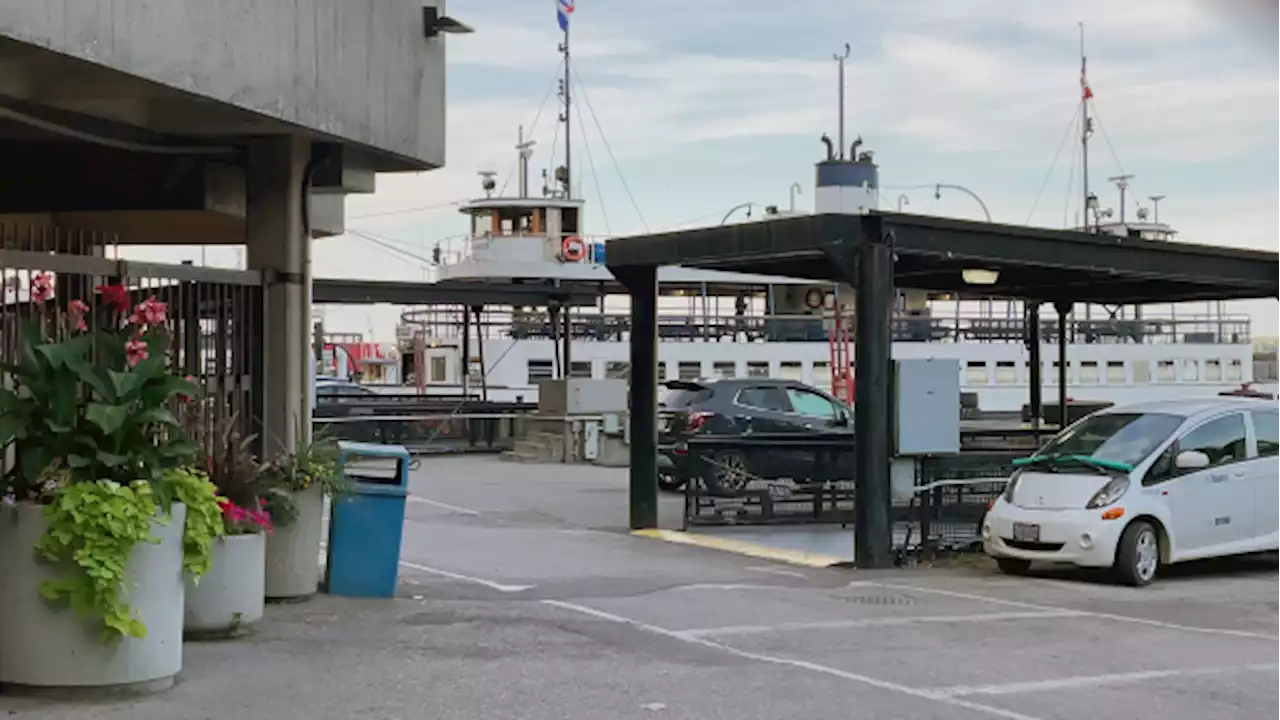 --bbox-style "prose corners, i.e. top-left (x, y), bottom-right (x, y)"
top-left (656, 377), bottom-right (852, 491)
